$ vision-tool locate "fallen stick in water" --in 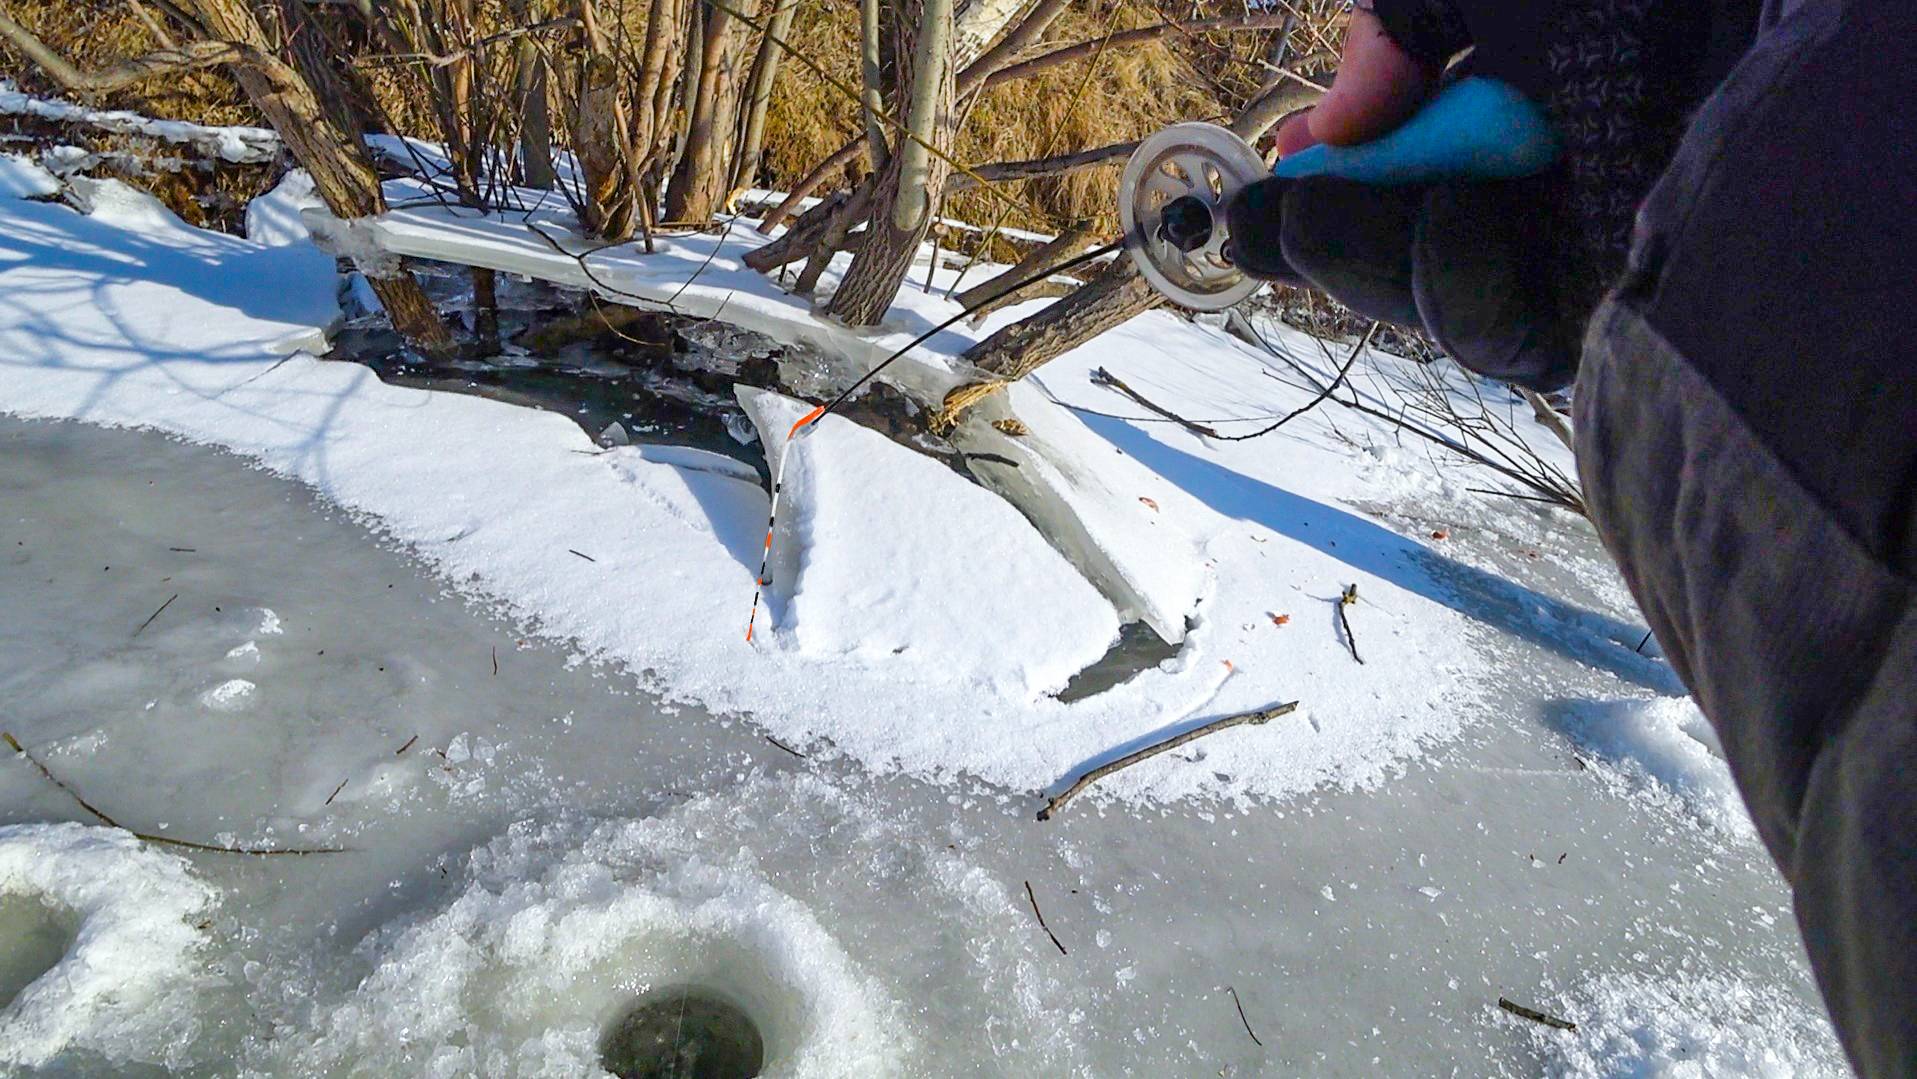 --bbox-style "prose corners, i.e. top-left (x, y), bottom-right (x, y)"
top-left (1037, 701), bottom-right (1299, 821)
